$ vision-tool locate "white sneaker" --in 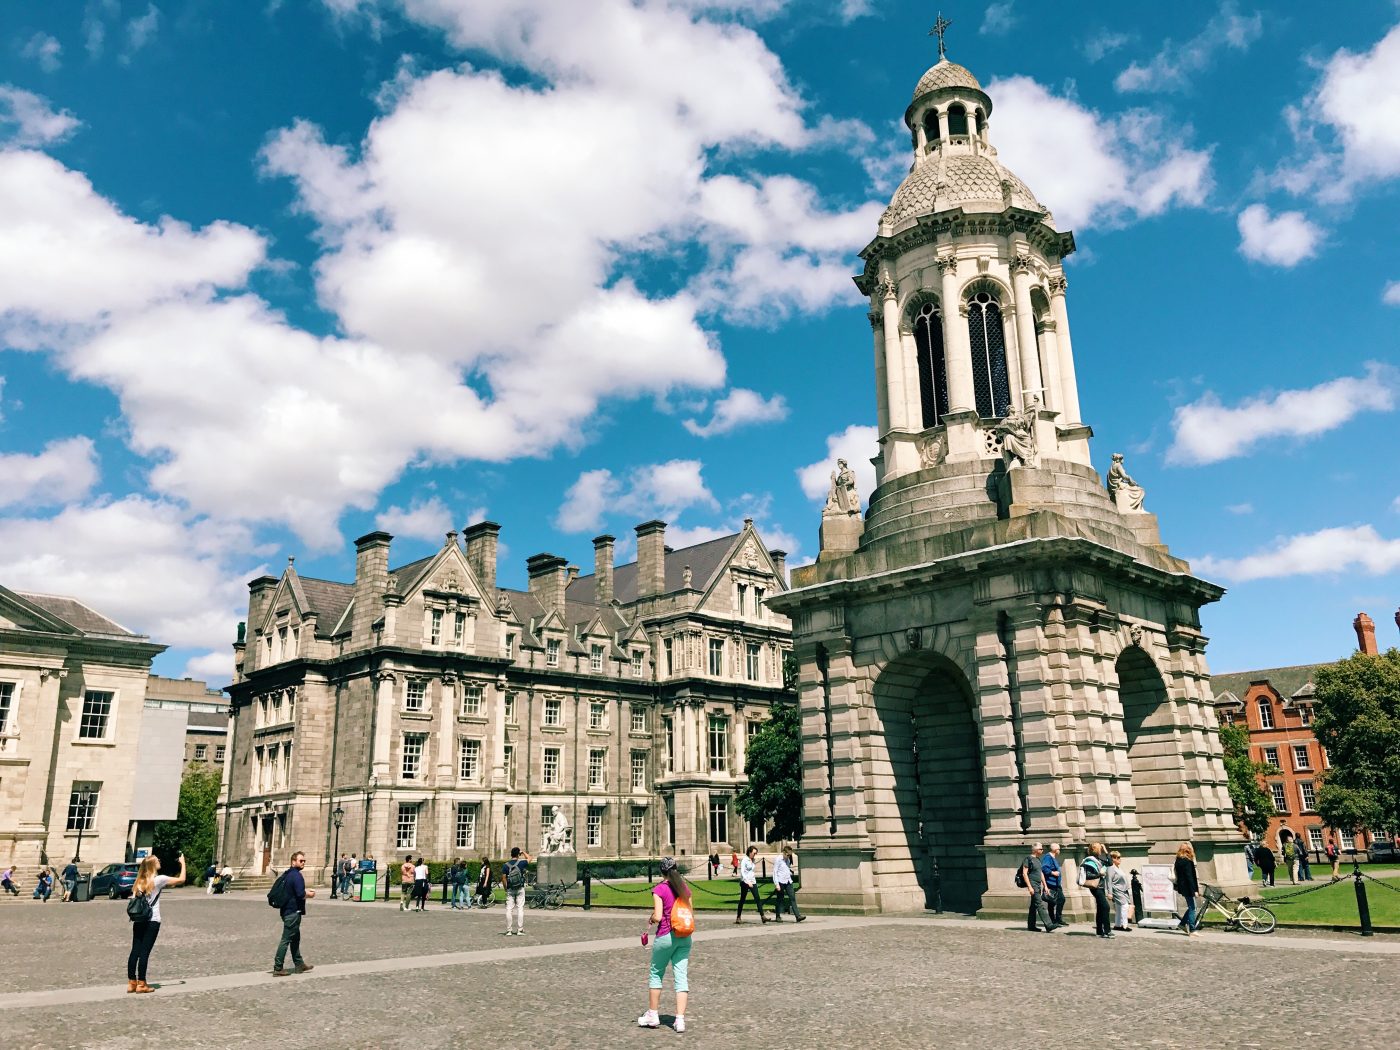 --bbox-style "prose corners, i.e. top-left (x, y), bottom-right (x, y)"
top-left (674, 1016), bottom-right (686, 1034)
top-left (637, 1010), bottom-right (660, 1028)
